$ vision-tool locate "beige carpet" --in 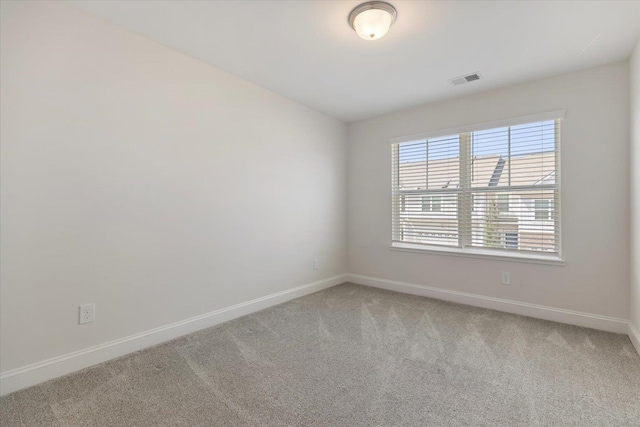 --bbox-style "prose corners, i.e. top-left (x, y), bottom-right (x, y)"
top-left (1, 282), bottom-right (639, 426)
